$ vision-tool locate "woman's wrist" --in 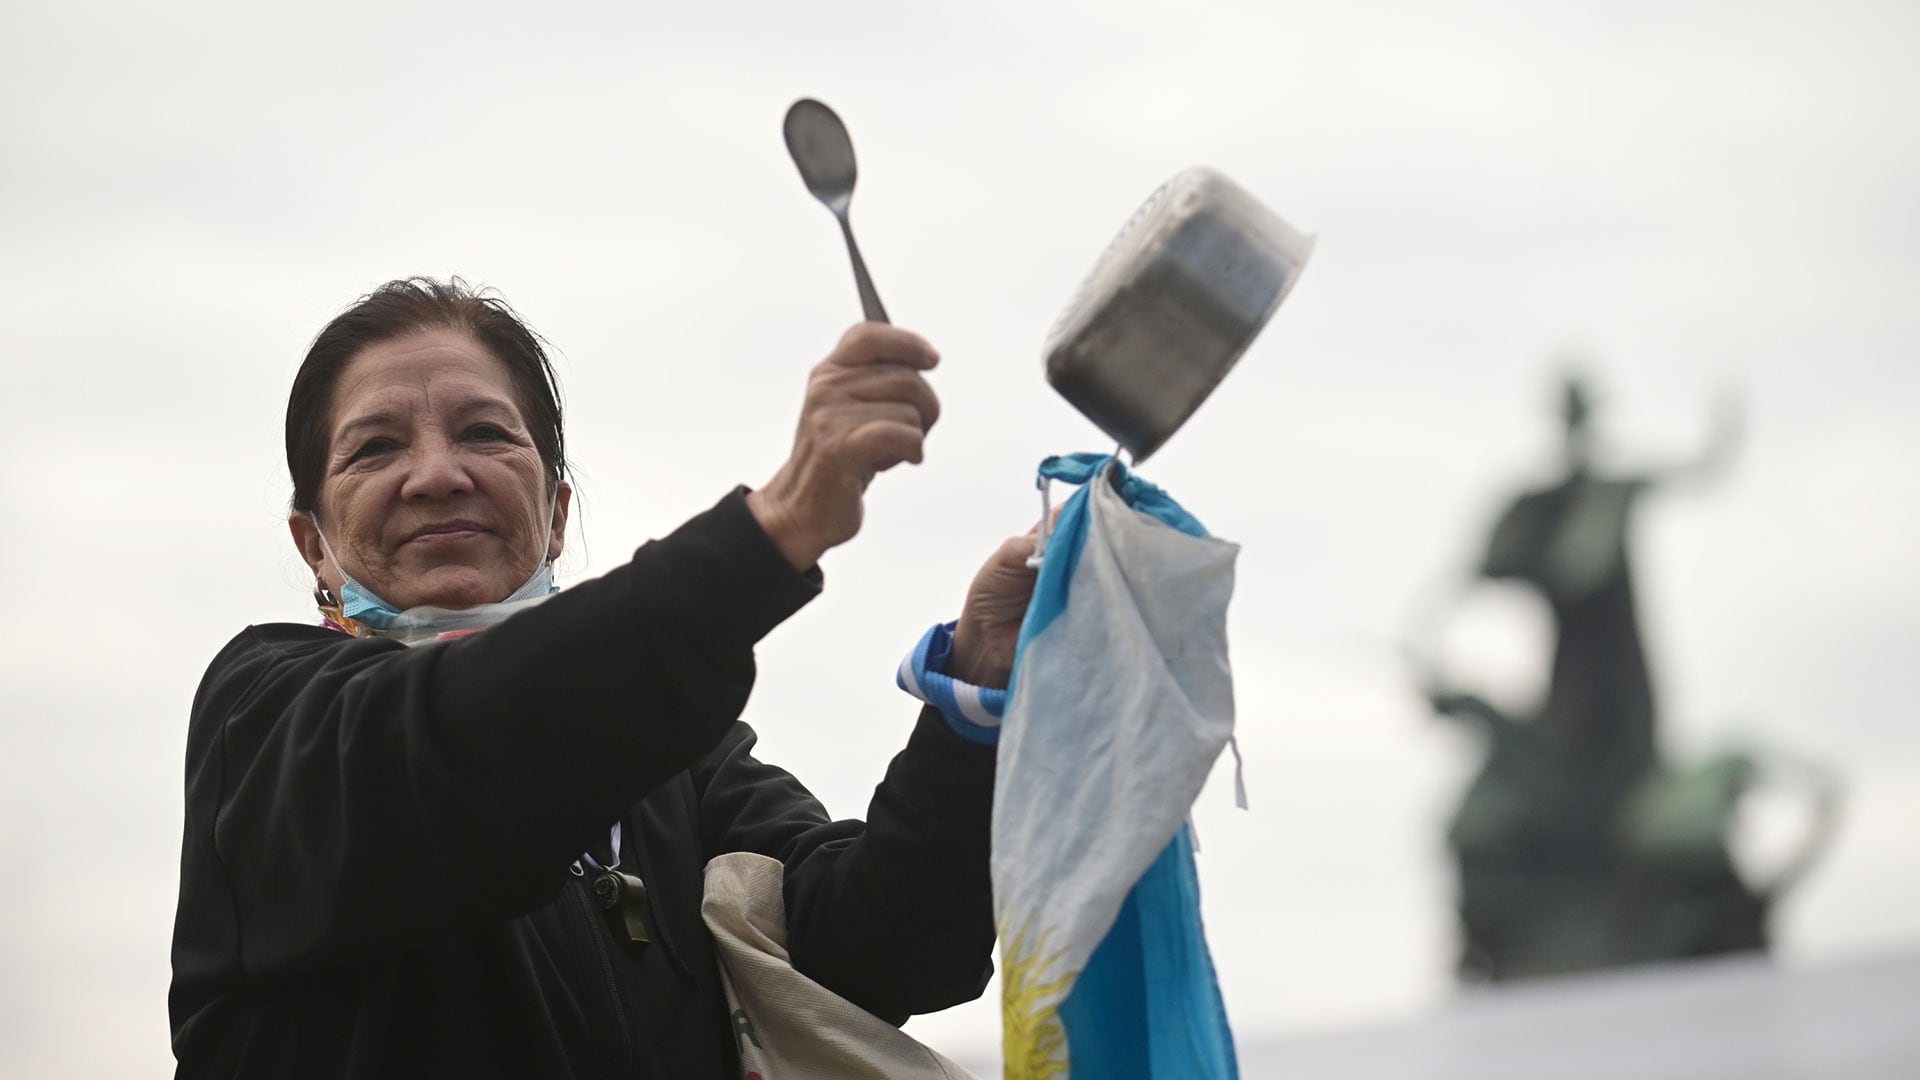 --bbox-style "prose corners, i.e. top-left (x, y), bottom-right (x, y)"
top-left (897, 622), bottom-right (1006, 744)
top-left (746, 487), bottom-right (828, 573)
top-left (945, 620), bottom-right (1013, 690)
